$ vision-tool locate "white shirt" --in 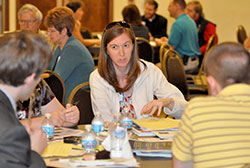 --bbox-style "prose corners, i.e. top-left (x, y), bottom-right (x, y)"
top-left (90, 60), bottom-right (187, 122)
